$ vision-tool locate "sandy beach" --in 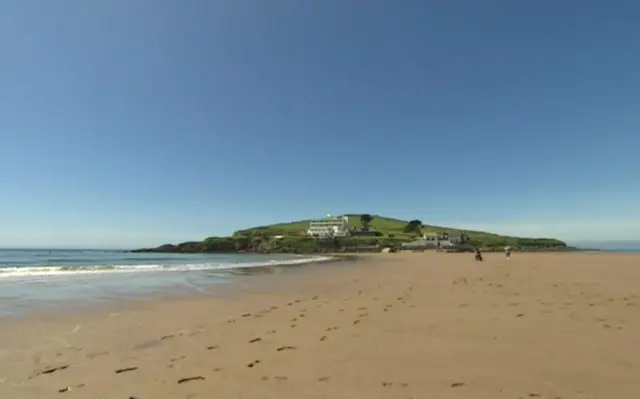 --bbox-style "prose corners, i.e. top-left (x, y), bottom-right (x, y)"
top-left (1, 252), bottom-right (639, 399)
